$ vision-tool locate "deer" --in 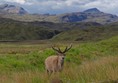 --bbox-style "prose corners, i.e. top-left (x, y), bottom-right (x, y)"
top-left (45, 44), bottom-right (72, 75)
